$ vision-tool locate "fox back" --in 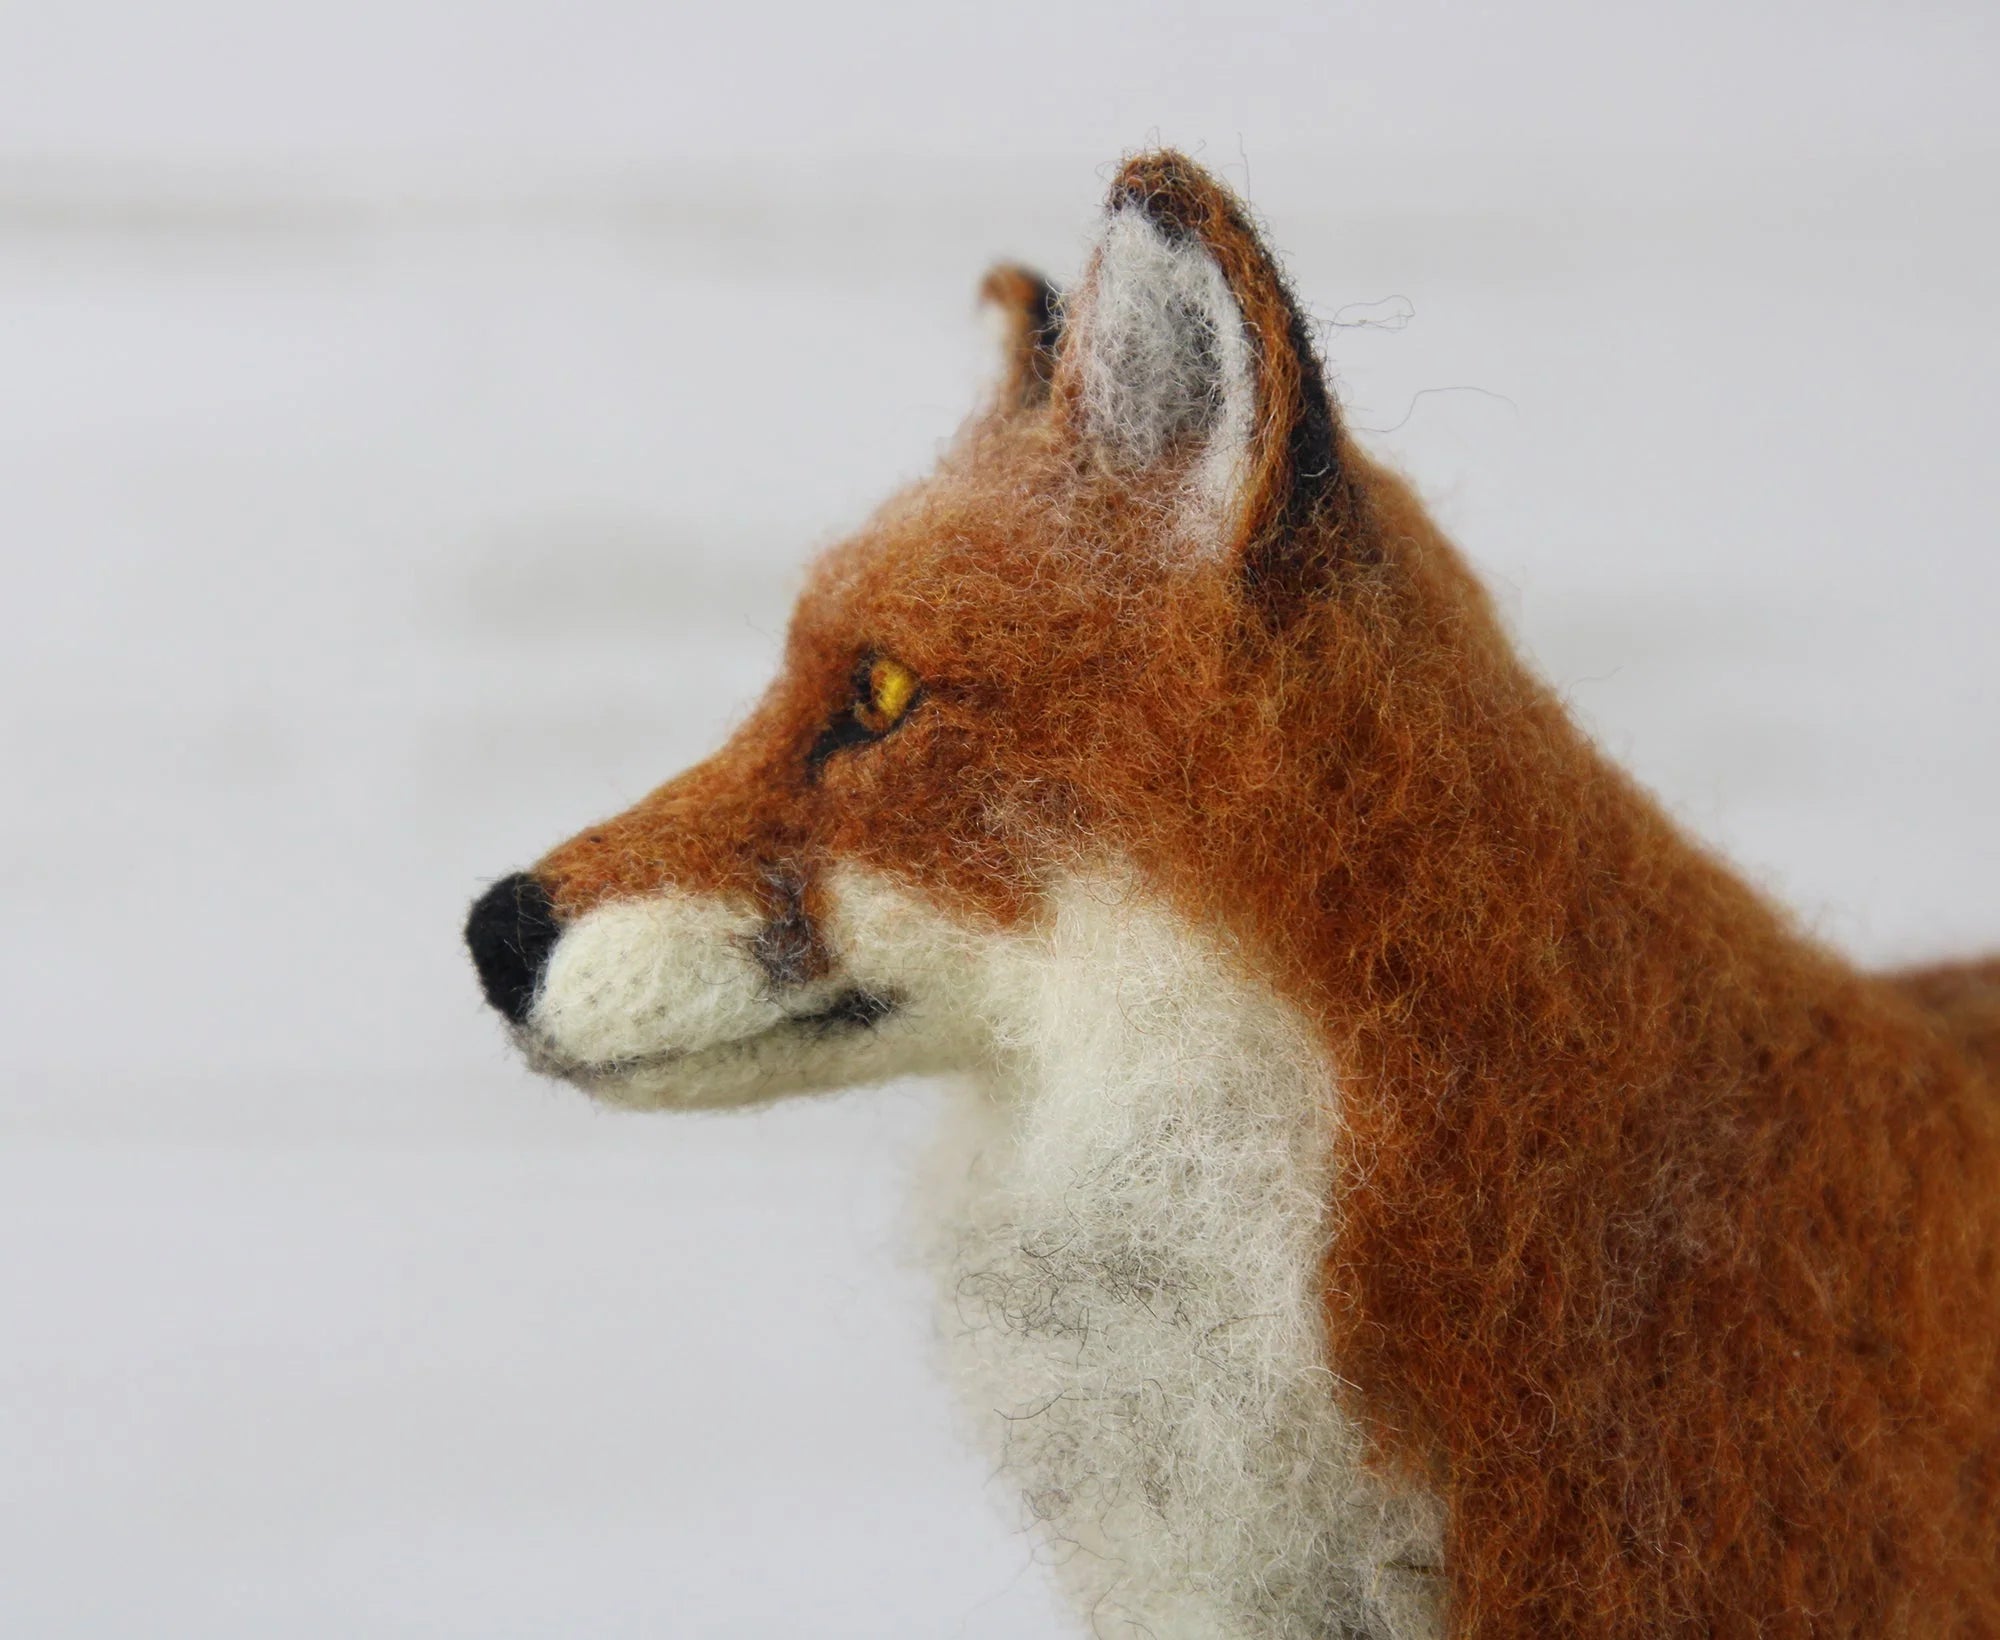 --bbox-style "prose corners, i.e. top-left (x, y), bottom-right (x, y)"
top-left (466, 153), bottom-right (2000, 1638)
